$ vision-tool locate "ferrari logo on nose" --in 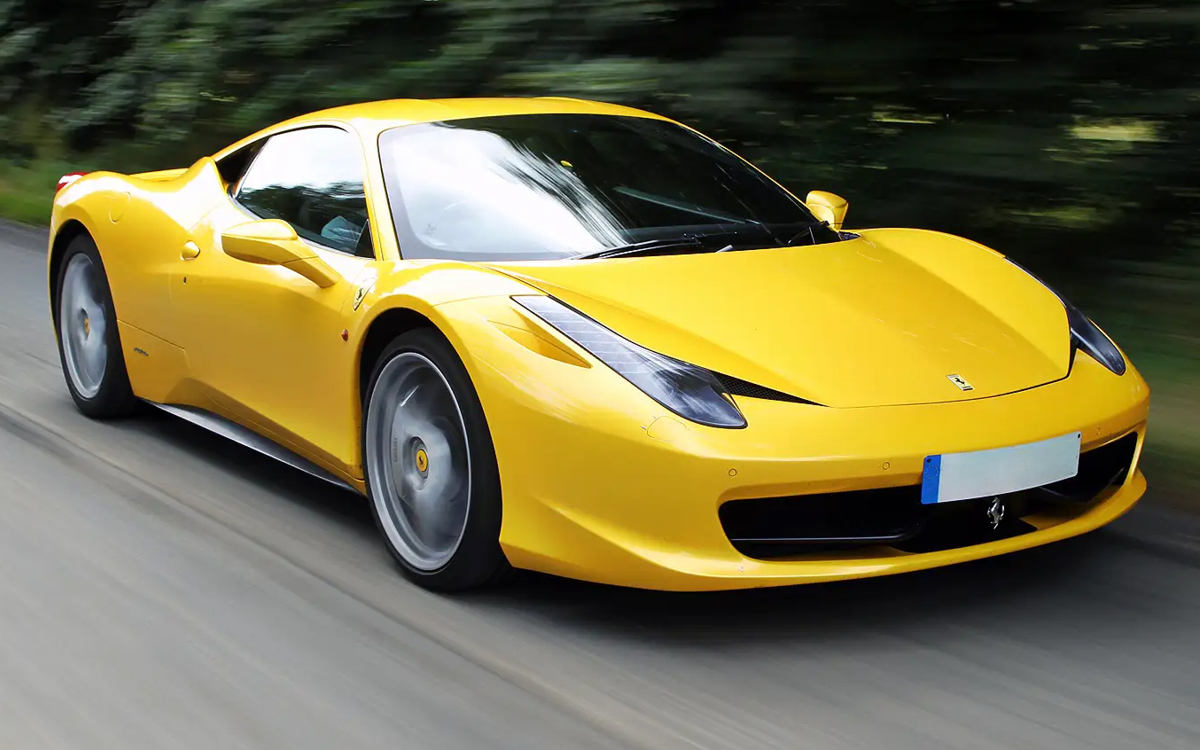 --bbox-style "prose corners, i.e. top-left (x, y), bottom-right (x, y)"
top-left (986, 497), bottom-right (1006, 530)
top-left (947, 373), bottom-right (973, 391)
